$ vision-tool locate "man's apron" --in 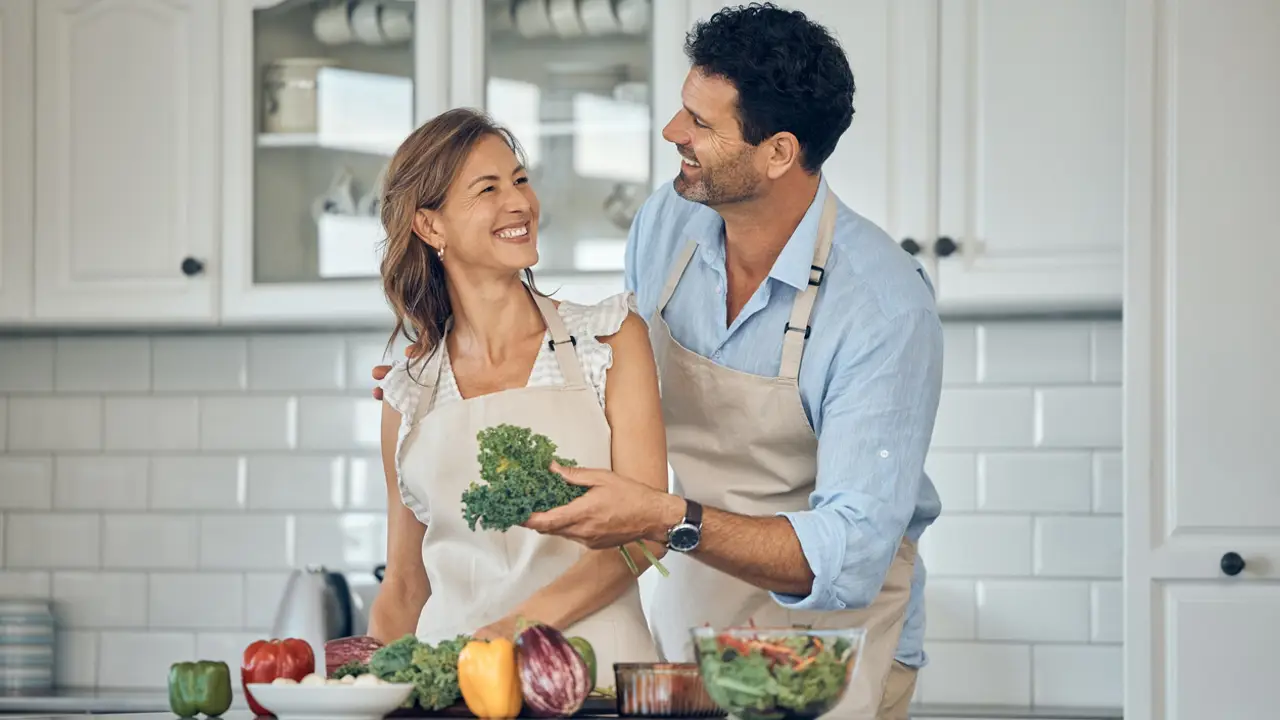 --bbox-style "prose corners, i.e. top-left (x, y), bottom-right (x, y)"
top-left (399, 290), bottom-right (659, 690)
top-left (645, 191), bottom-right (919, 719)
